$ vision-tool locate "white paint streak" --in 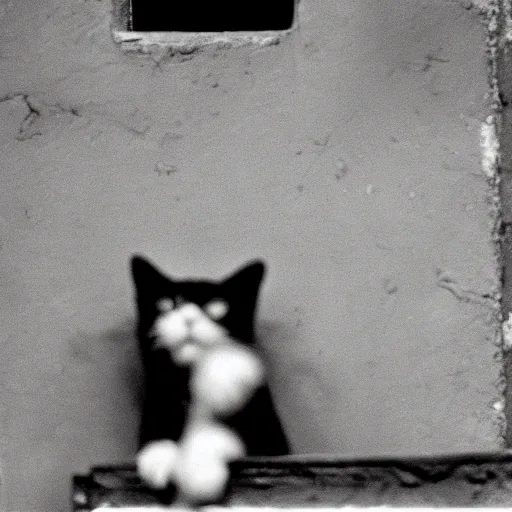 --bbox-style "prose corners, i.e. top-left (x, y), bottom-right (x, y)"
top-left (481, 115), bottom-right (500, 180)
top-left (493, 399), bottom-right (505, 411)
top-left (502, 312), bottom-right (512, 351)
